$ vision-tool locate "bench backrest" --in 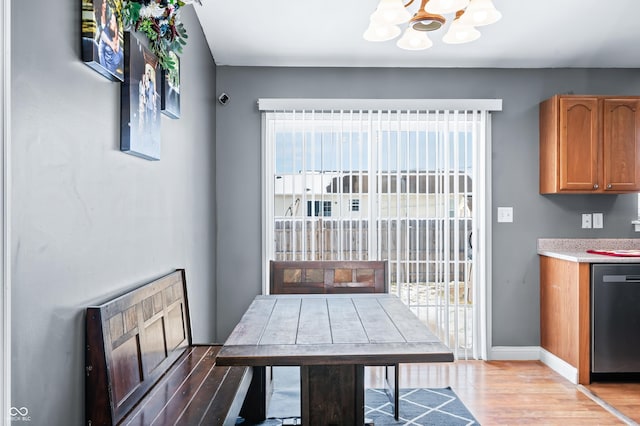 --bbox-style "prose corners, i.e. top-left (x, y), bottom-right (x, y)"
top-left (270, 260), bottom-right (388, 294)
top-left (85, 269), bottom-right (192, 425)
